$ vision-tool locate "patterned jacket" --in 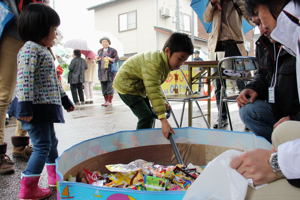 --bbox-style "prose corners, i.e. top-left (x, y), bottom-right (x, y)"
top-left (113, 51), bottom-right (170, 119)
top-left (16, 41), bottom-right (72, 122)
